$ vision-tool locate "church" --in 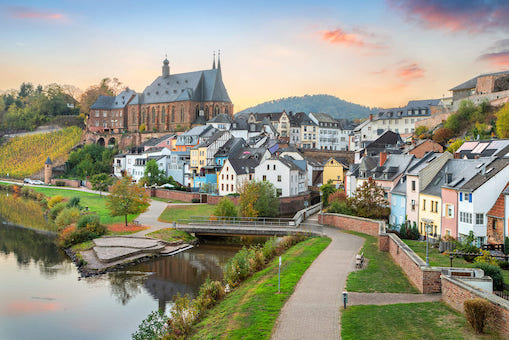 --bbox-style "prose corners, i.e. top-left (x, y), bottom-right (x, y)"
top-left (87, 54), bottom-right (234, 133)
